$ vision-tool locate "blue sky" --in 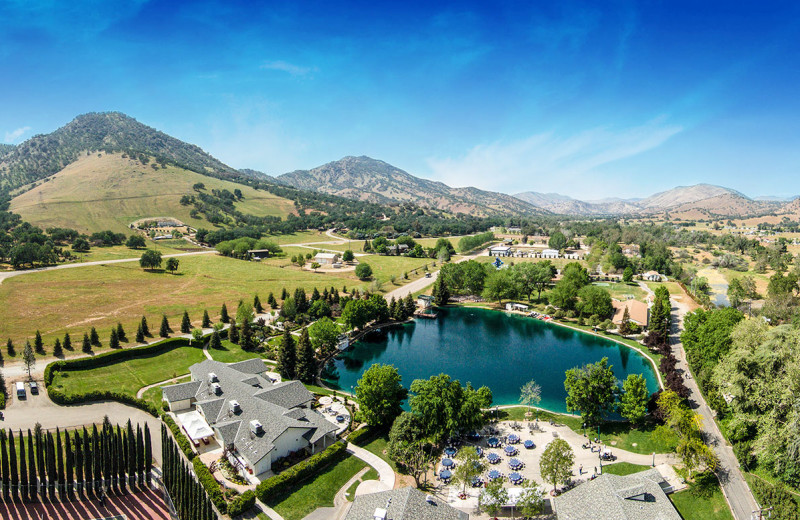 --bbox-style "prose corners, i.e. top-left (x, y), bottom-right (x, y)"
top-left (1, 0), bottom-right (799, 199)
